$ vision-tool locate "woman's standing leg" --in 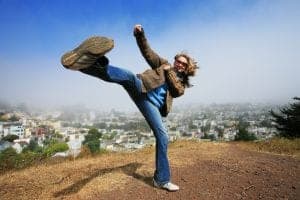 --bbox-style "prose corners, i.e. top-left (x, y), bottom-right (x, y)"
top-left (132, 97), bottom-right (170, 185)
